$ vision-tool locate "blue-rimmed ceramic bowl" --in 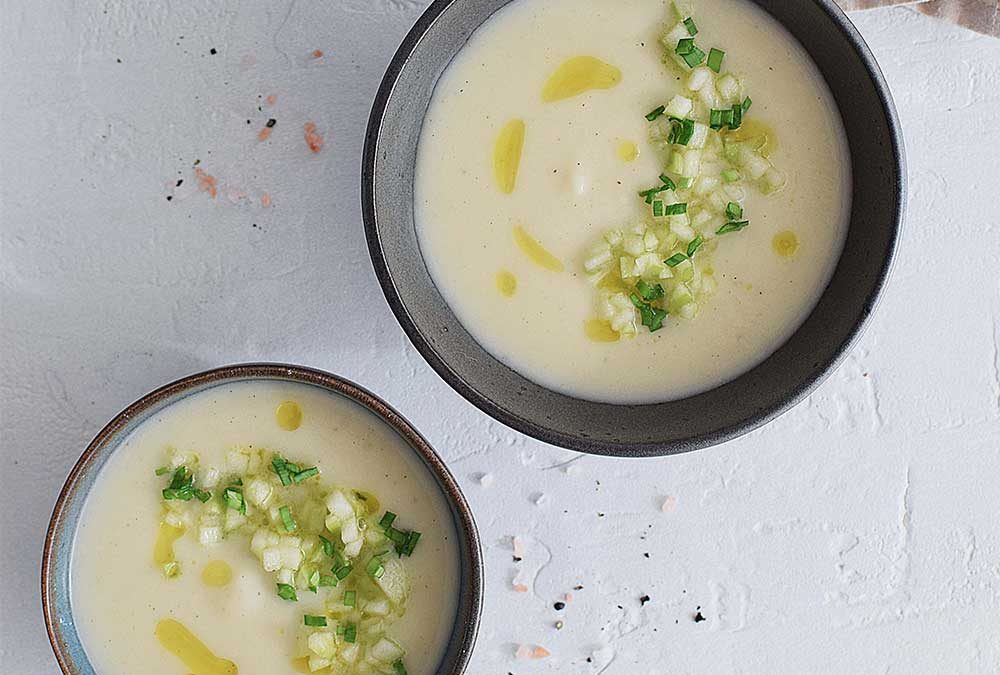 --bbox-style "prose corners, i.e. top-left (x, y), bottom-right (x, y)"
top-left (42, 363), bottom-right (482, 674)
top-left (363, 0), bottom-right (905, 457)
